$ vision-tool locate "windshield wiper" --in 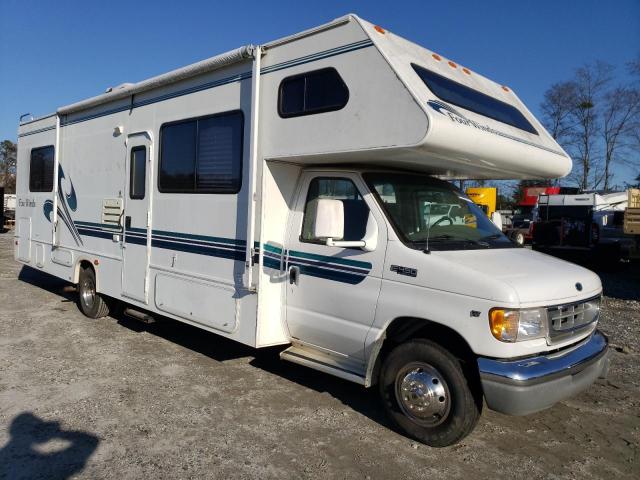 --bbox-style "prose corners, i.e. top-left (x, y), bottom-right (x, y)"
top-left (479, 233), bottom-right (503, 241)
top-left (418, 234), bottom-right (489, 252)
